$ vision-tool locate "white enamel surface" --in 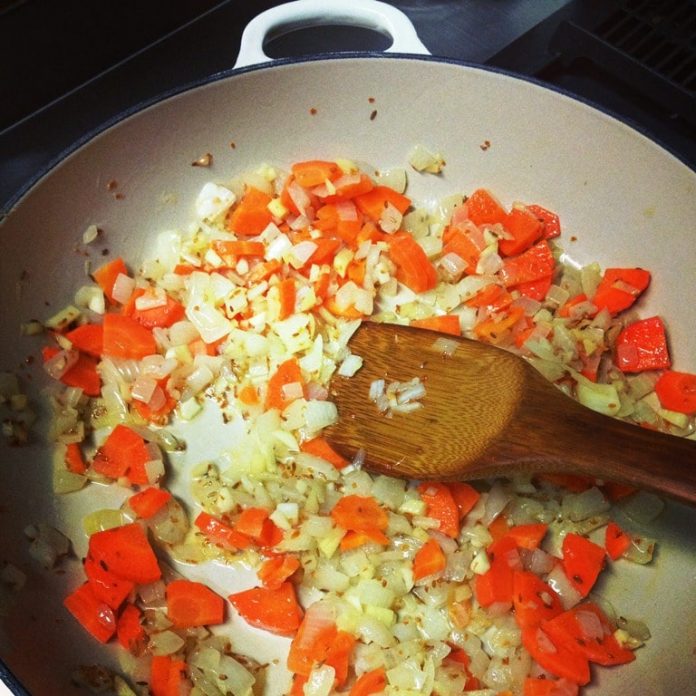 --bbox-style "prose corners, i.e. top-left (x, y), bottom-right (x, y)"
top-left (1, 57), bottom-right (695, 694)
